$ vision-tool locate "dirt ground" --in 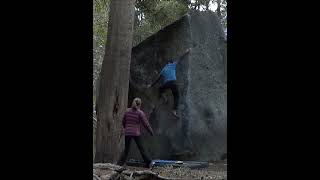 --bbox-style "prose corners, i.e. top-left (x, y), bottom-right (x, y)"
top-left (124, 161), bottom-right (227, 180)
